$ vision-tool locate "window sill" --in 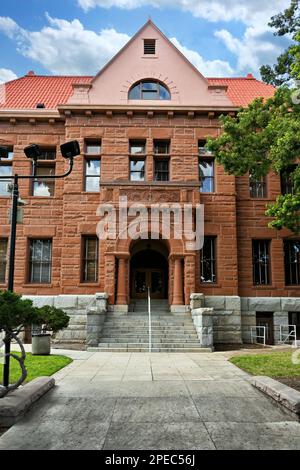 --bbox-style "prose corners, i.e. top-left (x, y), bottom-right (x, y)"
top-left (285, 285), bottom-right (300, 289)
top-left (141, 55), bottom-right (159, 59)
top-left (26, 196), bottom-right (56, 200)
top-left (252, 285), bottom-right (275, 289)
top-left (200, 283), bottom-right (220, 287)
top-left (78, 283), bottom-right (100, 287)
top-left (22, 283), bottom-right (53, 288)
